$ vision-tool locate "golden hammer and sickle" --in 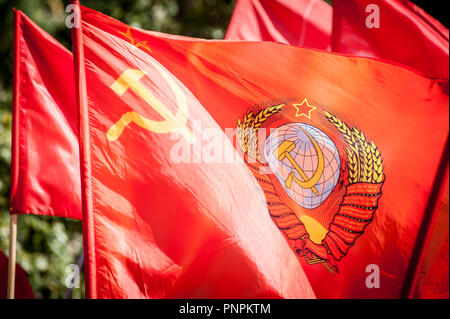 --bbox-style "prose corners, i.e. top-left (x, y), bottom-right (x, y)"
top-left (106, 63), bottom-right (195, 143)
top-left (273, 127), bottom-right (325, 196)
